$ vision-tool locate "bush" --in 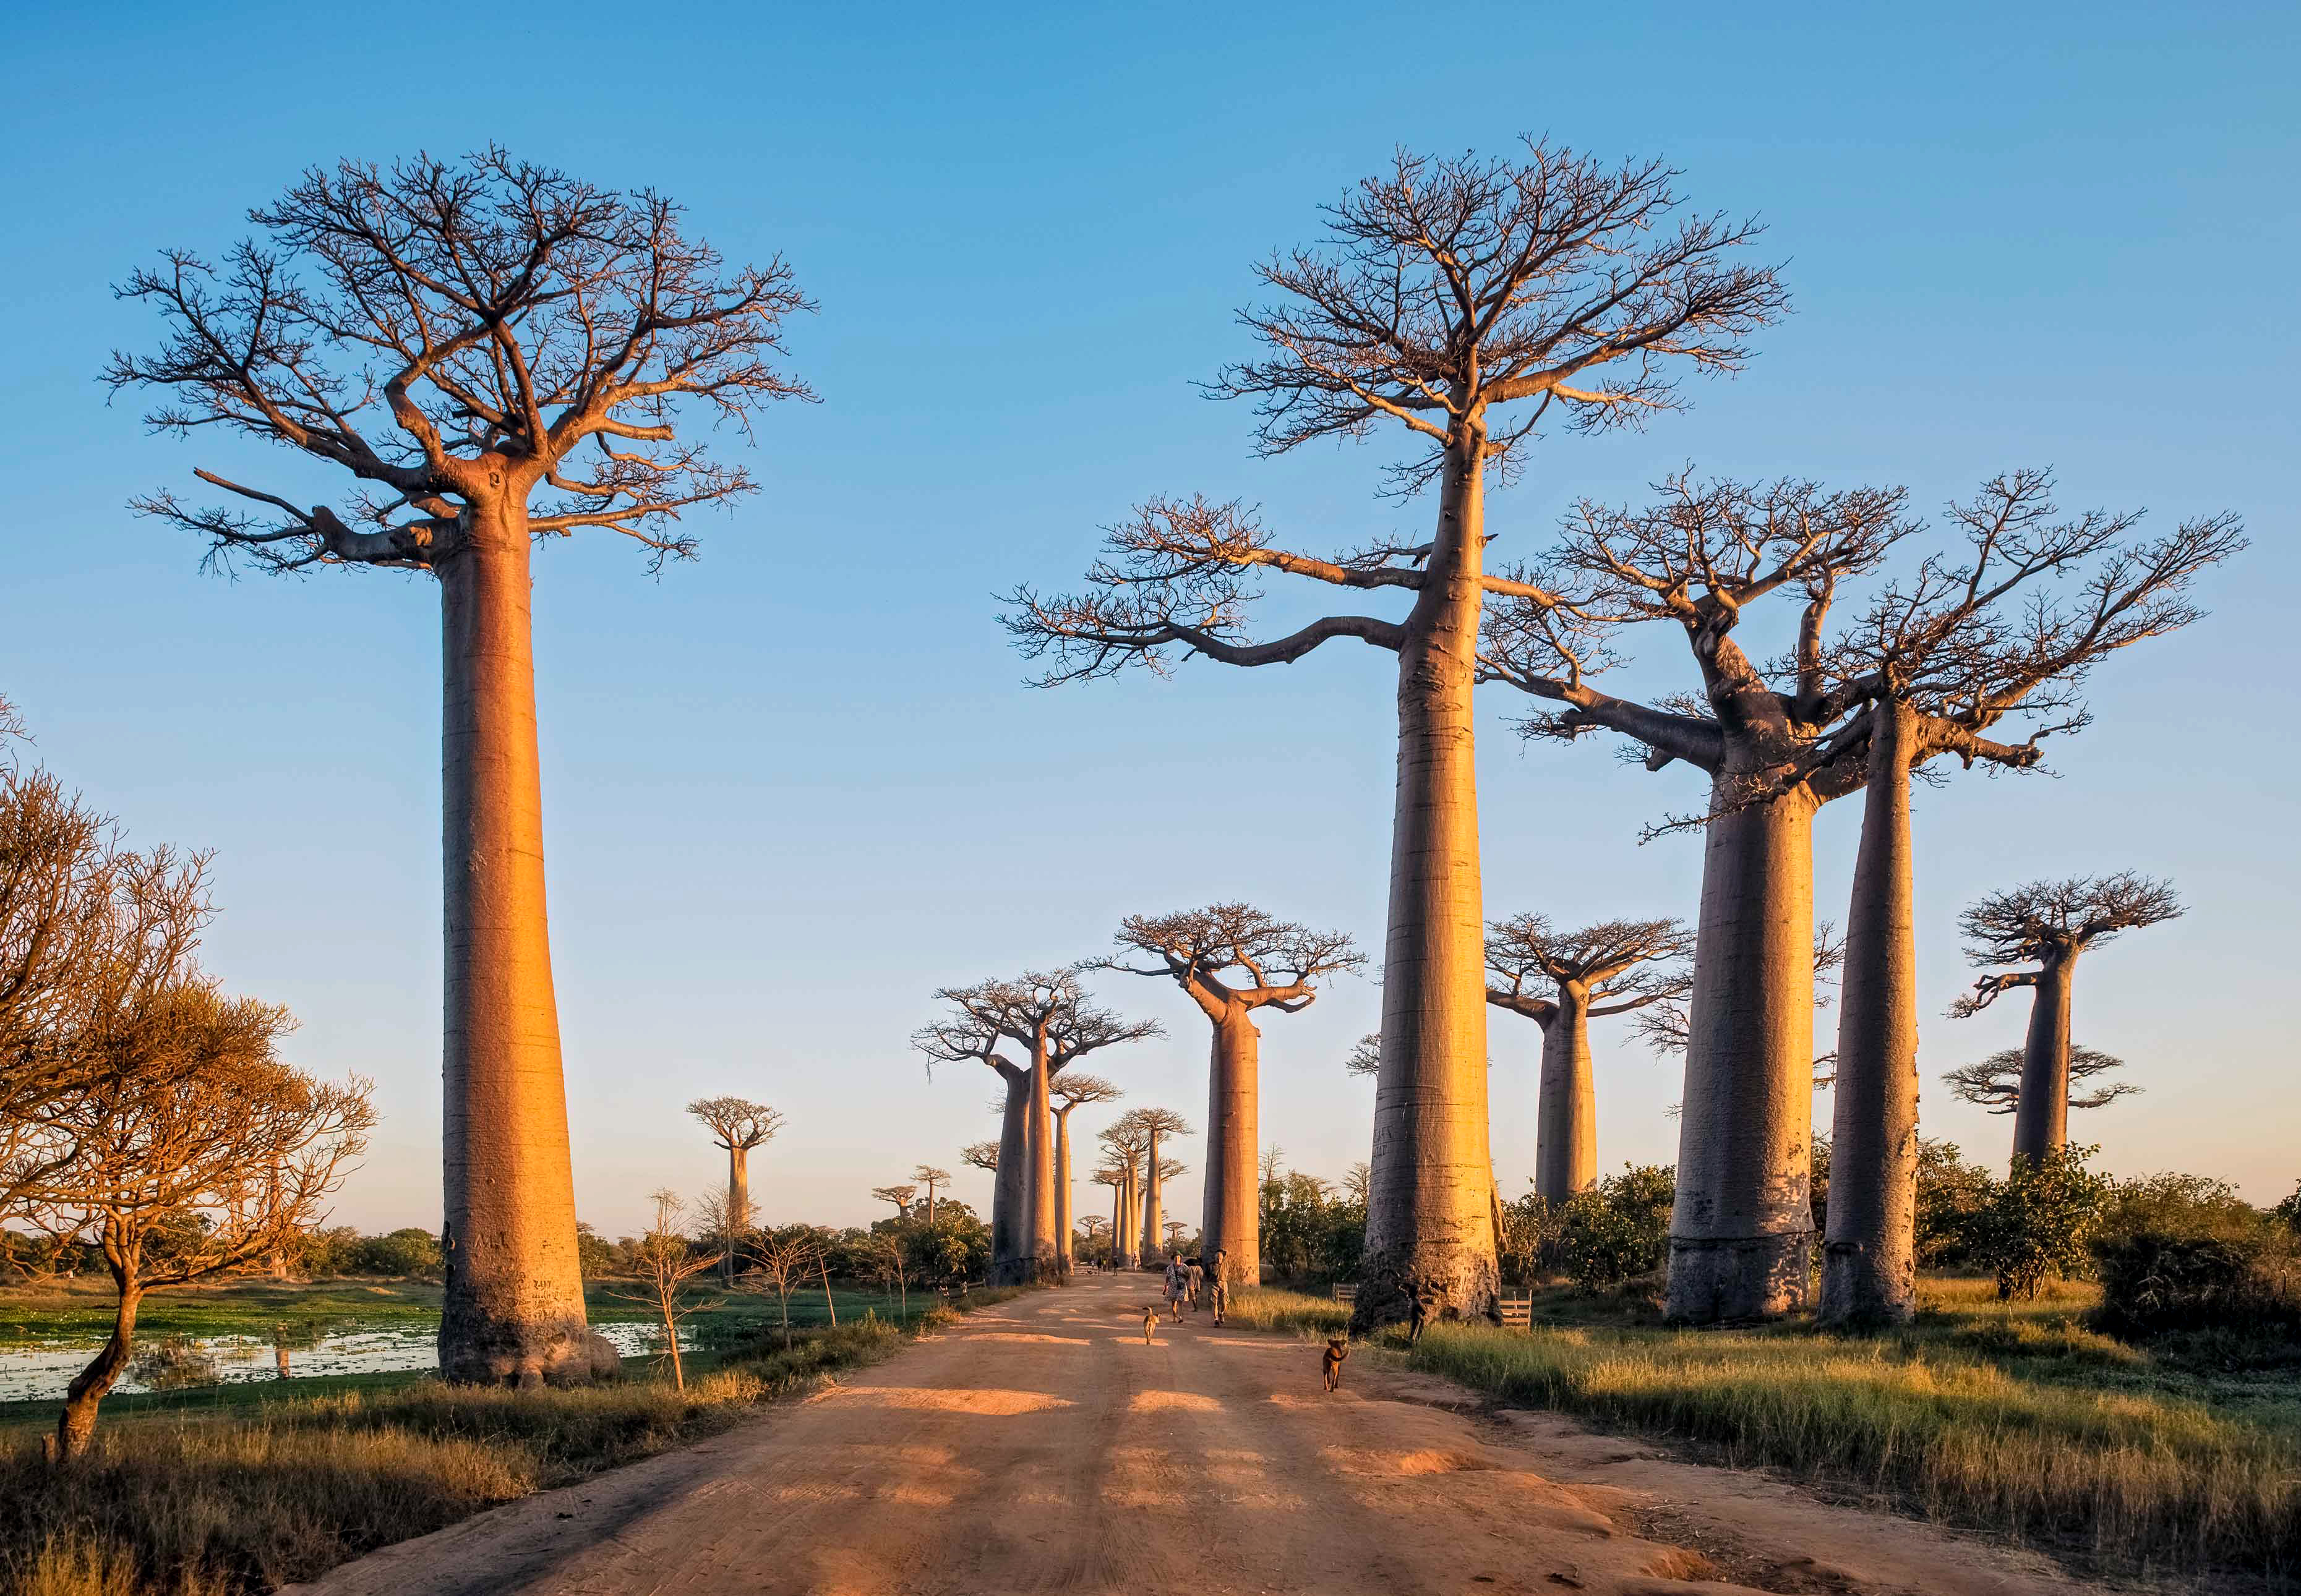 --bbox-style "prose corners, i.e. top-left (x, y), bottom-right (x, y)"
top-left (2089, 1172), bottom-right (2301, 1343)
top-left (1554, 1165), bottom-right (1673, 1291)
top-left (1966, 1144), bottom-right (2109, 1300)
top-left (1913, 1137), bottom-right (1990, 1268)
top-left (352, 1228), bottom-right (443, 1280)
